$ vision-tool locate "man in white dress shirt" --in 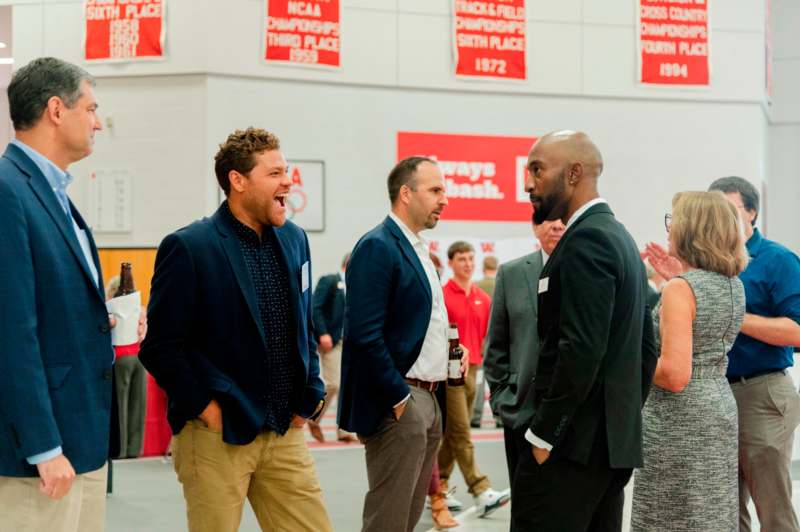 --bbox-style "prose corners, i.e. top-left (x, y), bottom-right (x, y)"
top-left (338, 156), bottom-right (468, 532)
